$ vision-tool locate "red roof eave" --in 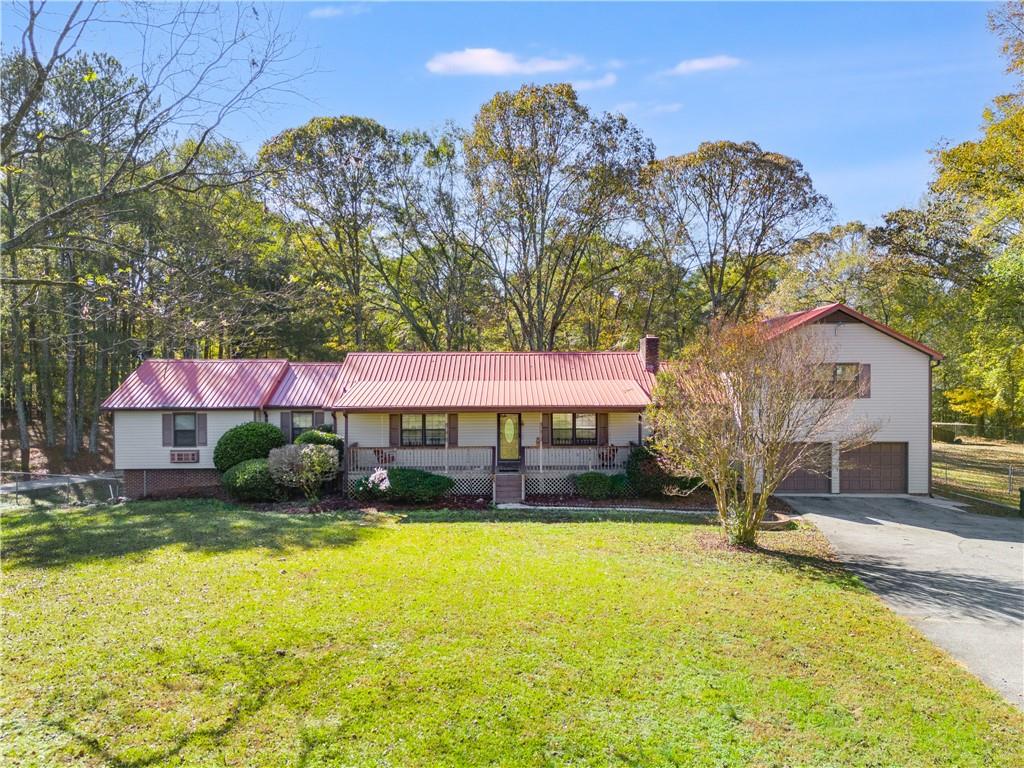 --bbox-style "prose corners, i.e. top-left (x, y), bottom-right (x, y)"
top-left (765, 302), bottom-right (943, 361)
